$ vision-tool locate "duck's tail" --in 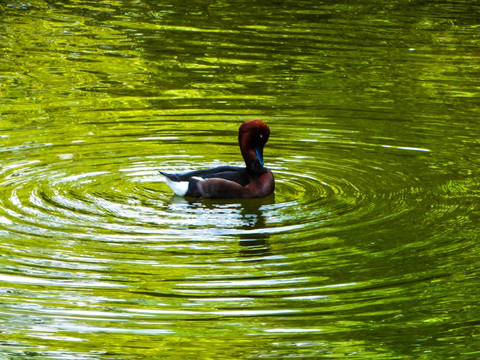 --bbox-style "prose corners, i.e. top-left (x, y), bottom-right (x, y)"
top-left (159, 171), bottom-right (190, 196)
